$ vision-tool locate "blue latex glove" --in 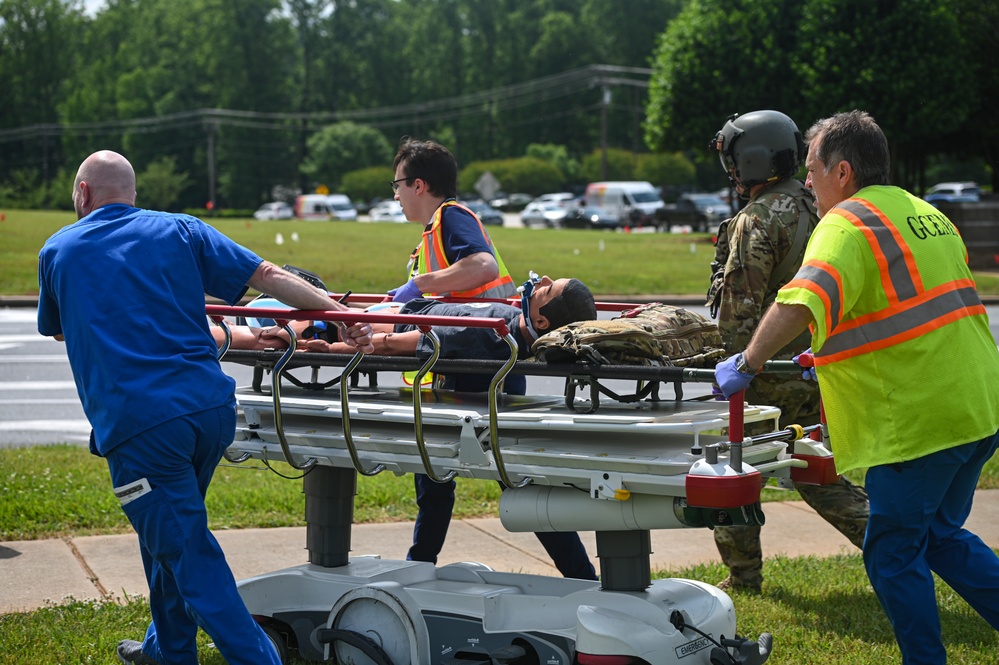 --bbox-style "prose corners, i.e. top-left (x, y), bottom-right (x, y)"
top-left (793, 347), bottom-right (817, 381)
top-left (386, 278), bottom-right (423, 303)
top-left (715, 353), bottom-right (757, 399)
